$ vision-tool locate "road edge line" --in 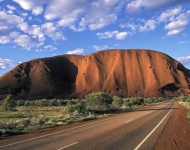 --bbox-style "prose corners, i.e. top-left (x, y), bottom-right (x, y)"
top-left (134, 102), bottom-right (174, 150)
top-left (0, 111), bottom-right (135, 149)
top-left (57, 142), bottom-right (78, 150)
